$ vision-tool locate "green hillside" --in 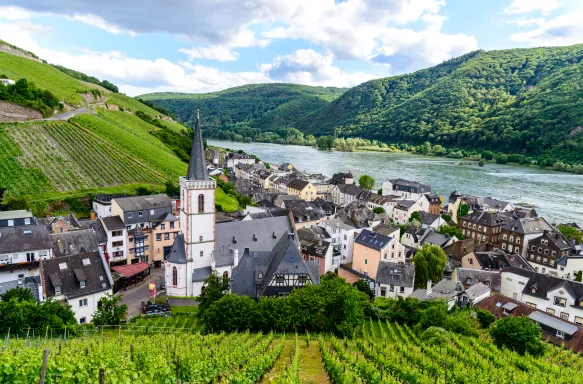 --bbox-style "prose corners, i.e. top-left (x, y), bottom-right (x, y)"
top-left (296, 45), bottom-right (583, 164)
top-left (139, 83), bottom-right (346, 129)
